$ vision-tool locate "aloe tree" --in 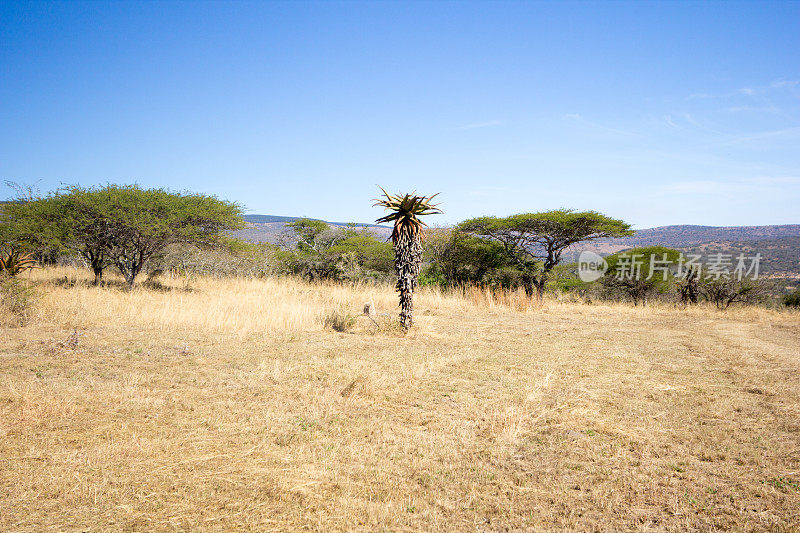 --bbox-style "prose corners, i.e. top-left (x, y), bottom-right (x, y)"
top-left (0, 244), bottom-right (37, 276)
top-left (374, 188), bottom-right (442, 330)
